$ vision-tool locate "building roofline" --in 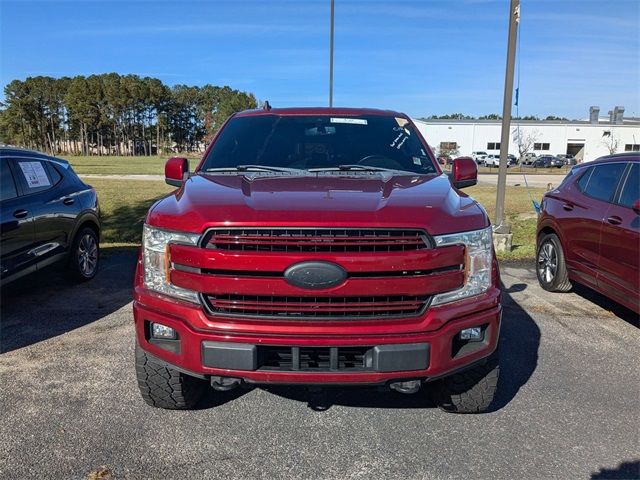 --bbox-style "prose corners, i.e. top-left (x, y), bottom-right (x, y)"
top-left (413, 118), bottom-right (640, 126)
